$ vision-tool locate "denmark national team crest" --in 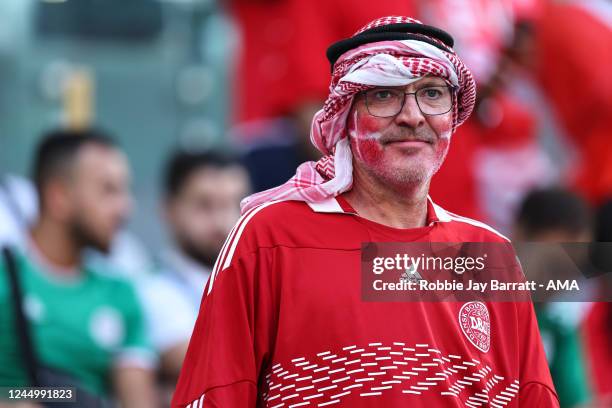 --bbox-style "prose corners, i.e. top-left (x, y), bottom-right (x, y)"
top-left (459, 301), bottom-right (491, 353)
